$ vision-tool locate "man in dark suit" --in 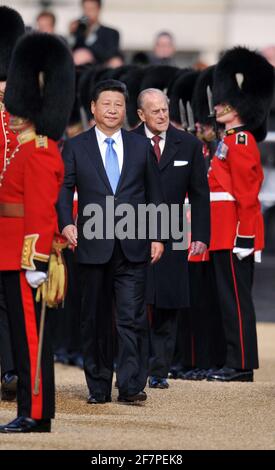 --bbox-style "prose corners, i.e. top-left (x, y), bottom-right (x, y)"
top-left (134, 88), bottom-right (210, 388)
top-left (69, 0), bottom-right (120, 64)
top-left (57, 80), bottom-right (164, 404)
